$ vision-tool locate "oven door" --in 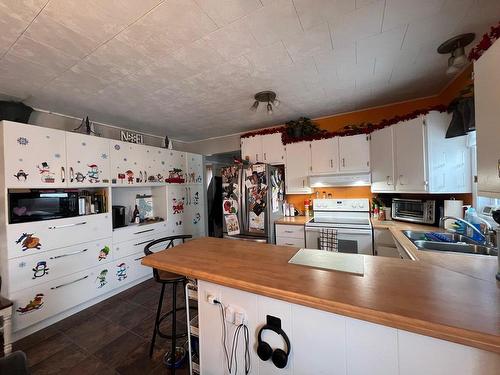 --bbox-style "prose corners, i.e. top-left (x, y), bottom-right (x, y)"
top-left (305, 226), bottom-right (373, 255)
